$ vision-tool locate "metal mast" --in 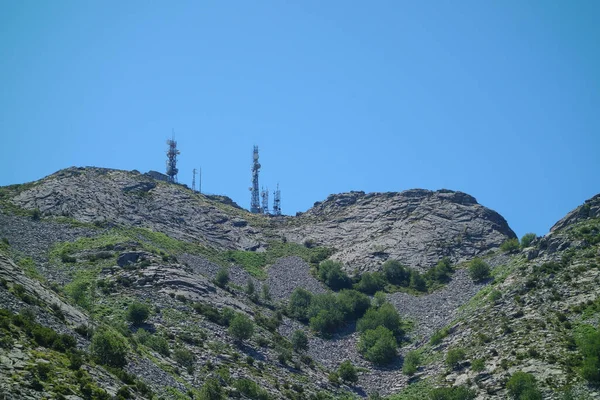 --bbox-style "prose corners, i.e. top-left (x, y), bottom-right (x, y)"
top-left (273, 184), bottom-right (281, 216)
top-left (192, 168), bottom-right (197, 192)
top-left (261, 186), bottom-right (269, 215)
top-left (166, 132), bottom-right (180, 183)
top-left (199, 167), bottom-right (202, 194)
top-left (249, 146), bottom-right (261, 213)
